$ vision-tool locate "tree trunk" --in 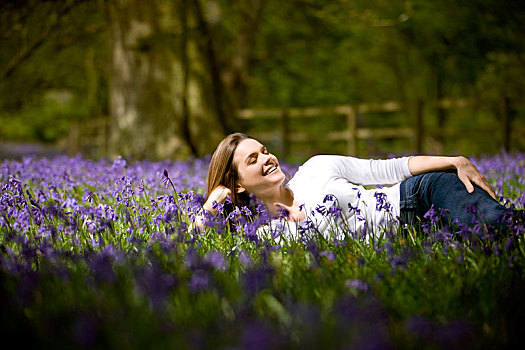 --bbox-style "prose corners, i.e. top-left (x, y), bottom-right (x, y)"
top-left (107, 0), bottom-right (227, 160)
top-left (221, 0), bottom-right (266, 109)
